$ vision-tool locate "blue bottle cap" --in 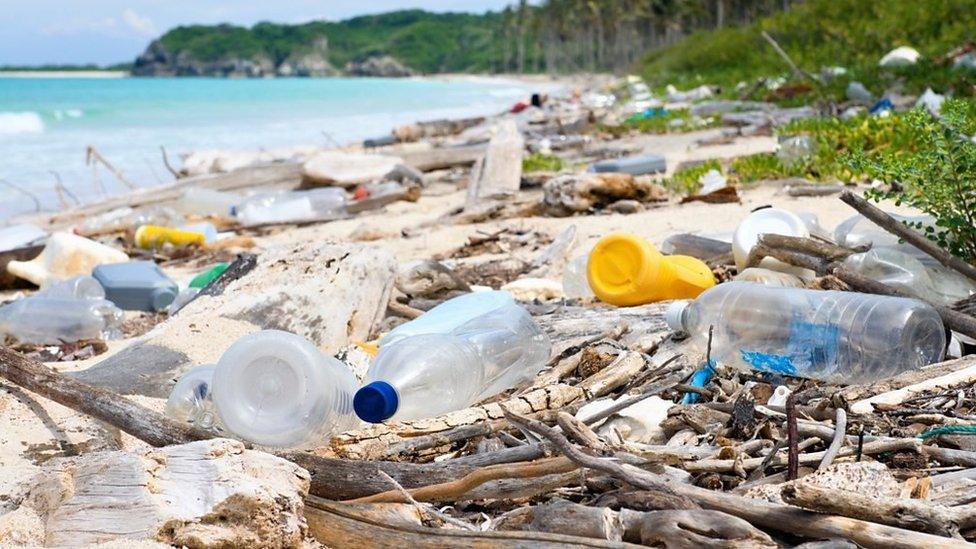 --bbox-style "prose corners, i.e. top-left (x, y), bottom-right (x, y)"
top-left (354, 381), bottom-right (399, 423)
